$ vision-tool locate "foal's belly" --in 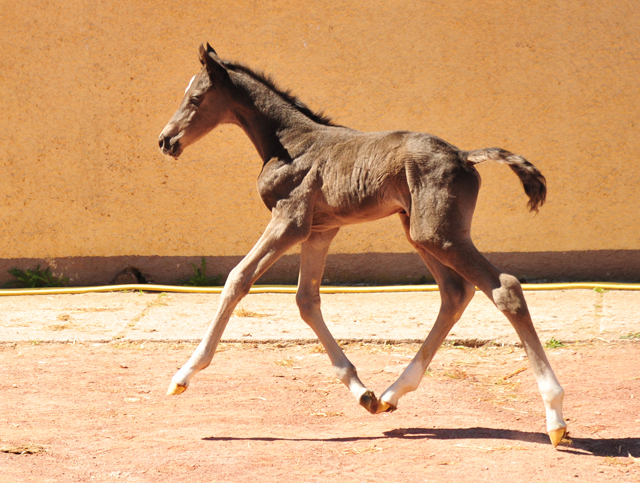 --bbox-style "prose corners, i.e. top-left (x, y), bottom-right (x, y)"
top-left (310, 202), bottom-right (404, 230)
